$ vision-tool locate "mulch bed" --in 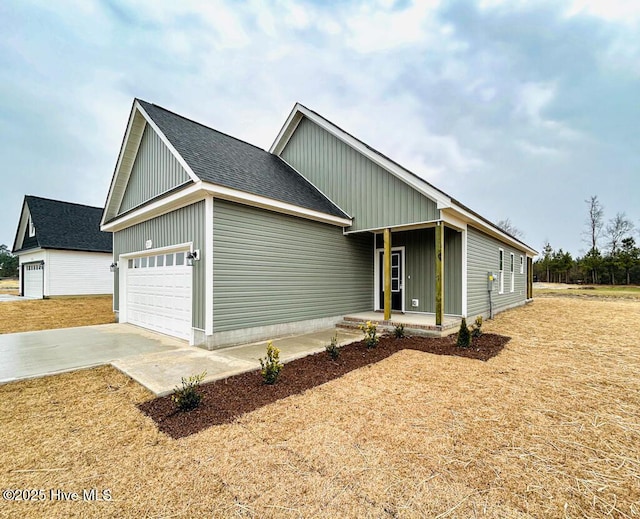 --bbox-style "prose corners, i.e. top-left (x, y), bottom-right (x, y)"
top-left (139, 333), bottom-right (510, 439)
